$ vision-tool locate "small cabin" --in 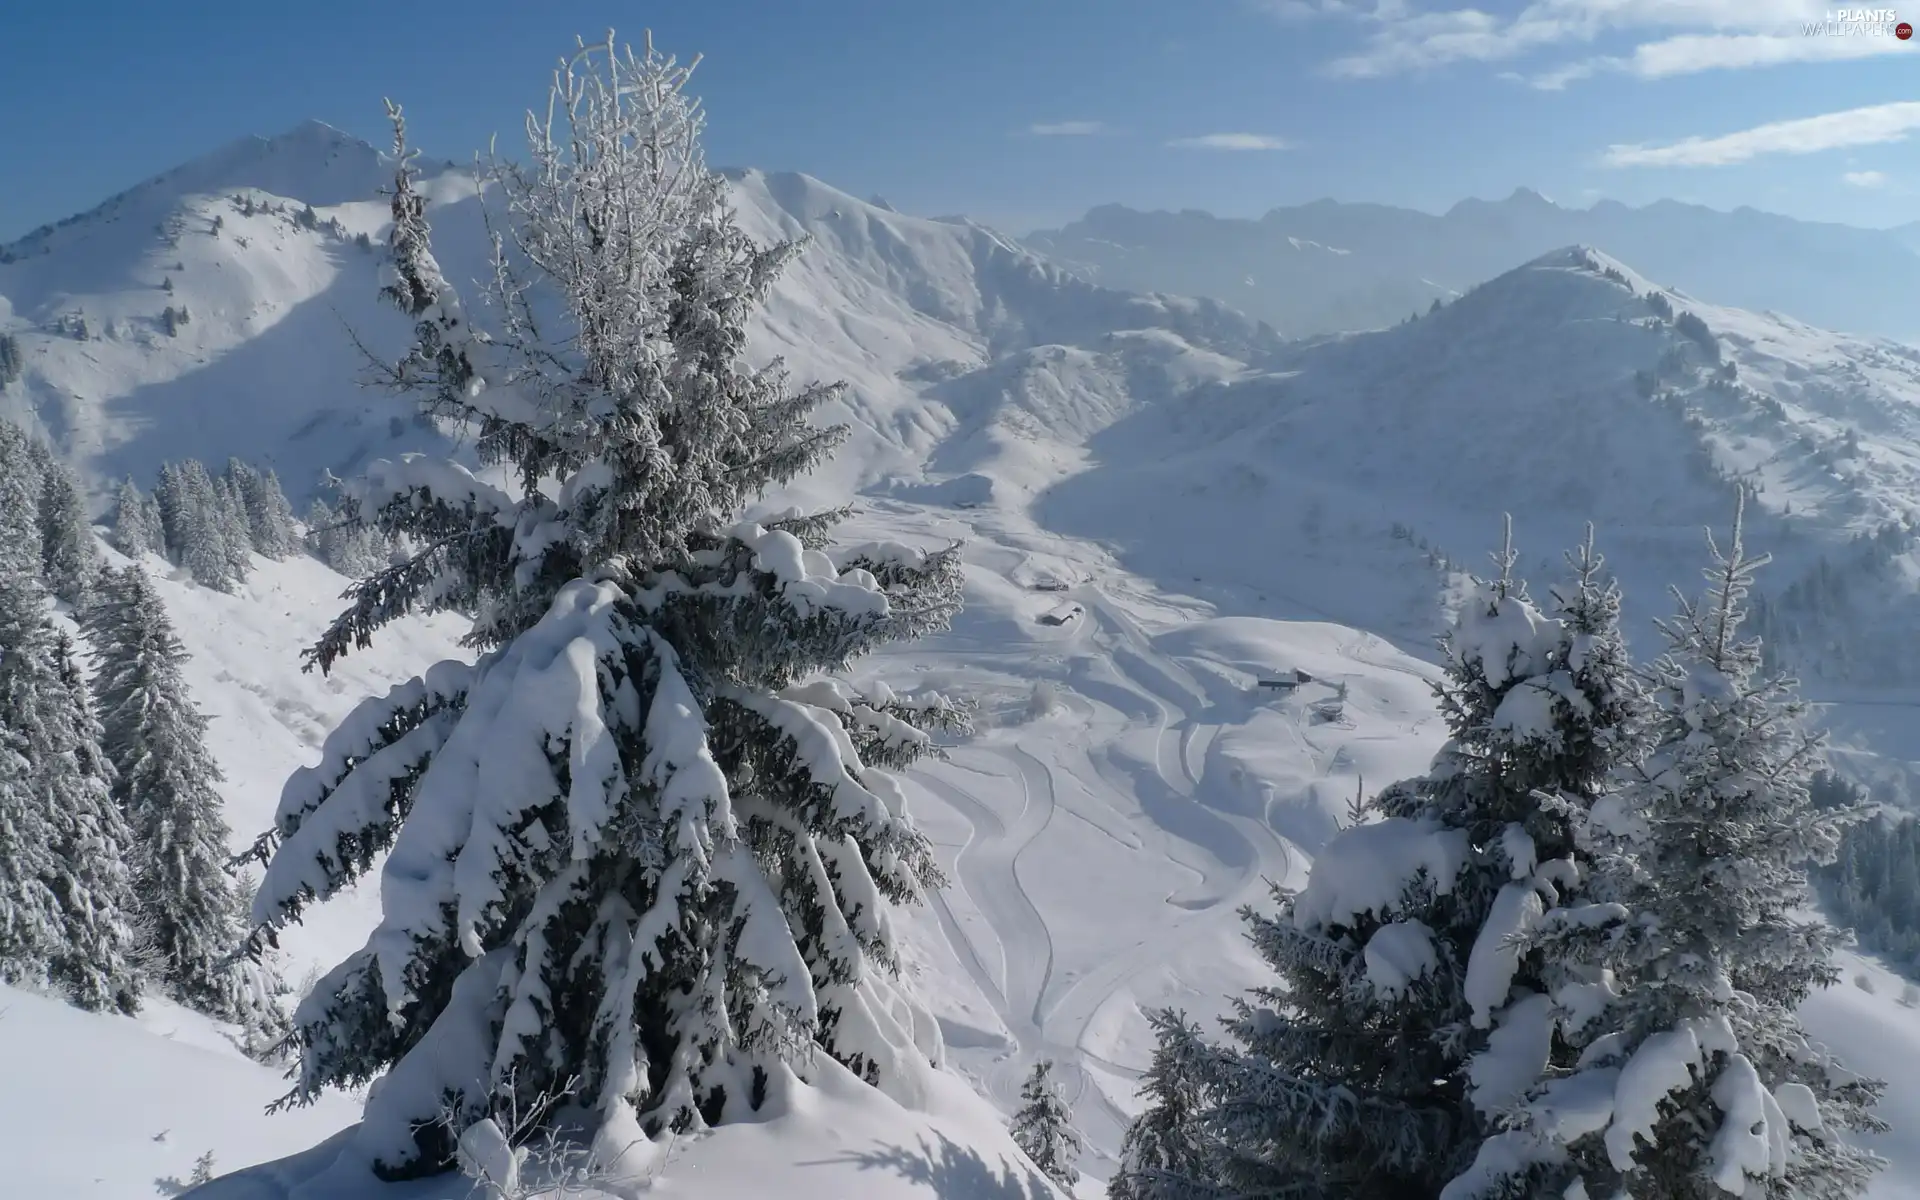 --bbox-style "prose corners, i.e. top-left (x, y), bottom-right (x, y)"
top-left (1037, 602), bottom-right (1084, 627)
top-left (1257, 669), bottom-right (1312, 691)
